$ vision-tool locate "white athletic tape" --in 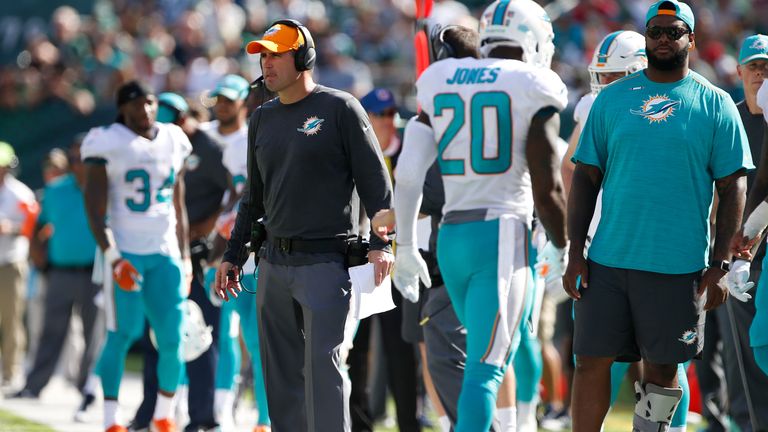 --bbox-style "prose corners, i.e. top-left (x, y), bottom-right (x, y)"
top-left (104, 246), bottom-right (122, 267)
top-left (744, 200), bottom-right (768, 239)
